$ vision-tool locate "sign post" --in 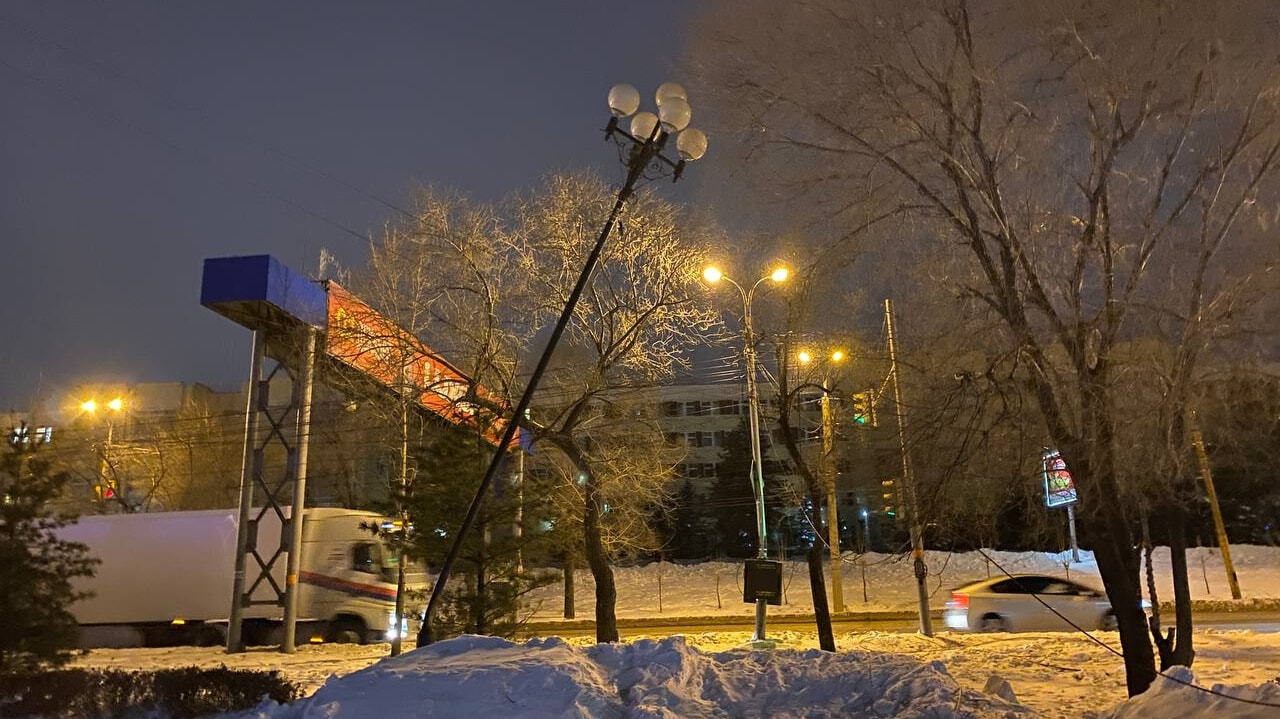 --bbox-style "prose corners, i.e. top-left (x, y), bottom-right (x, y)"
top-left (1043, 448), bottom-right (1080, 562)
